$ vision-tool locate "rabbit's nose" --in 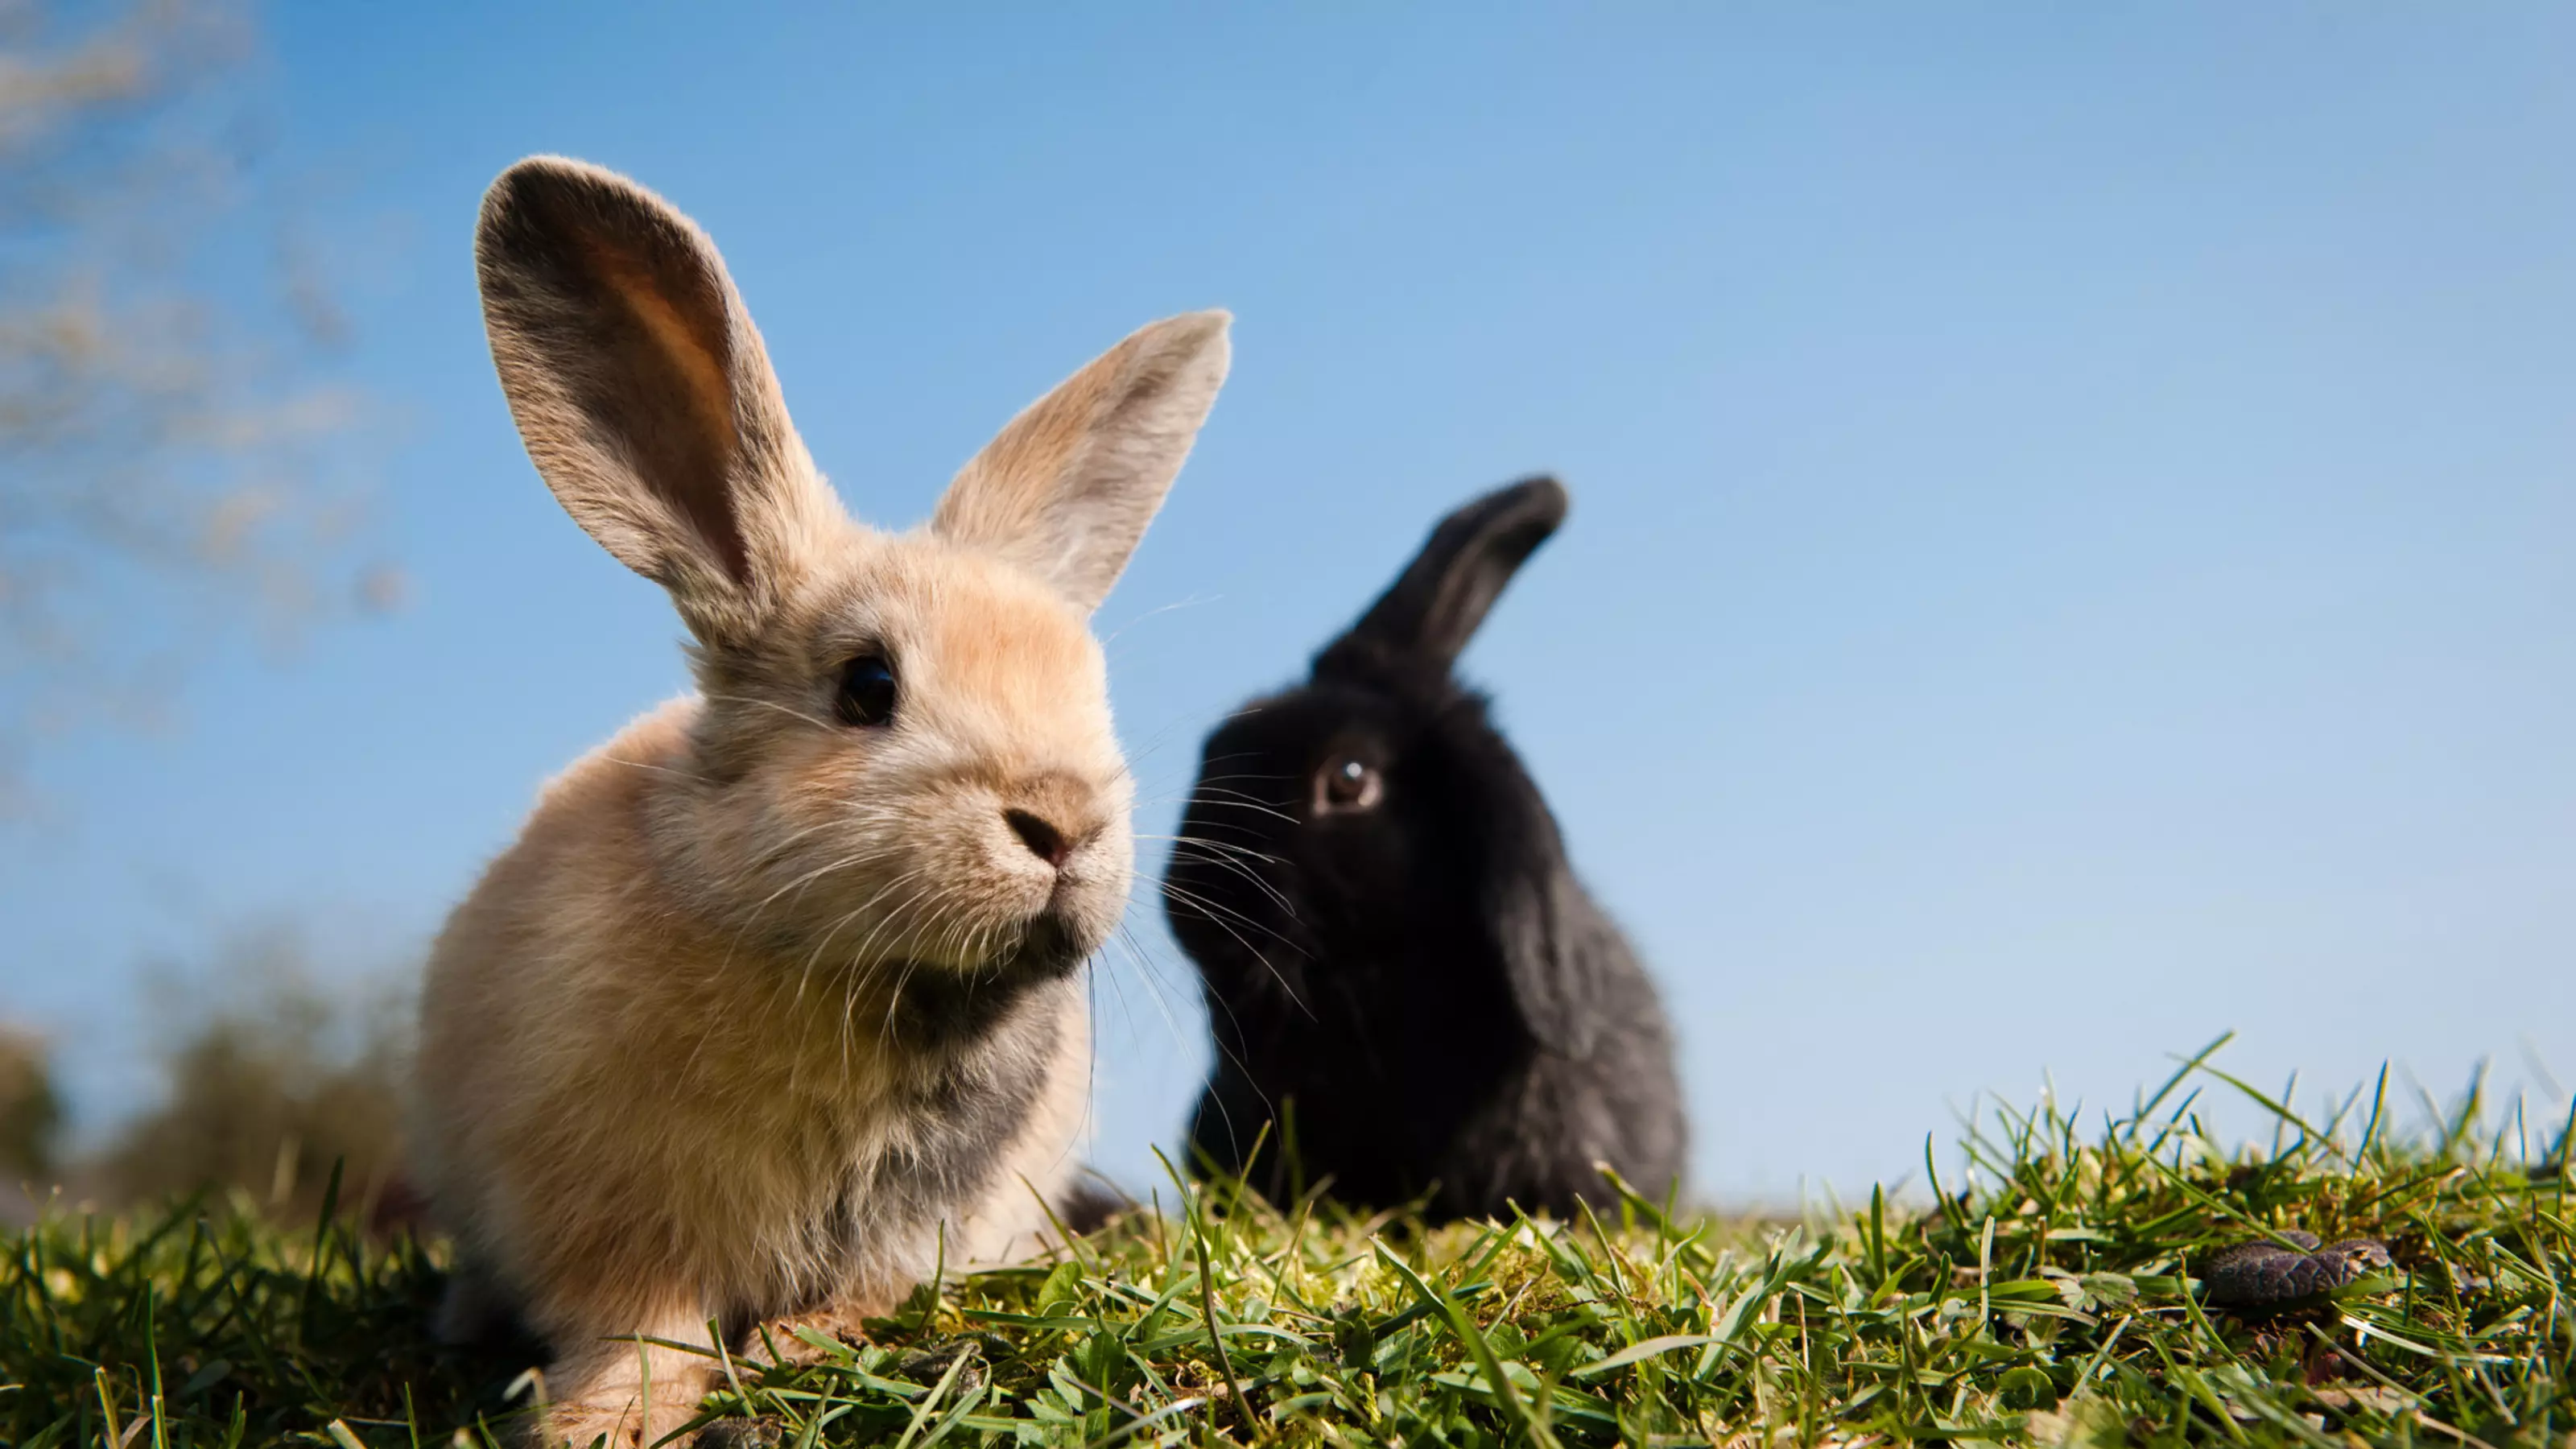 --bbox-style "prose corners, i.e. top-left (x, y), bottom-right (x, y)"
top-left (1005, 808), bottom-right (1072, 869)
